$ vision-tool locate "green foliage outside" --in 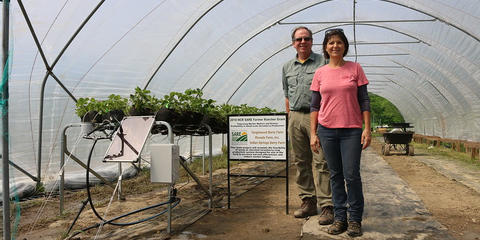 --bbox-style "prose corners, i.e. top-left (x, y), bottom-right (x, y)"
top-left (369, 93), bottom-right (404, 127)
